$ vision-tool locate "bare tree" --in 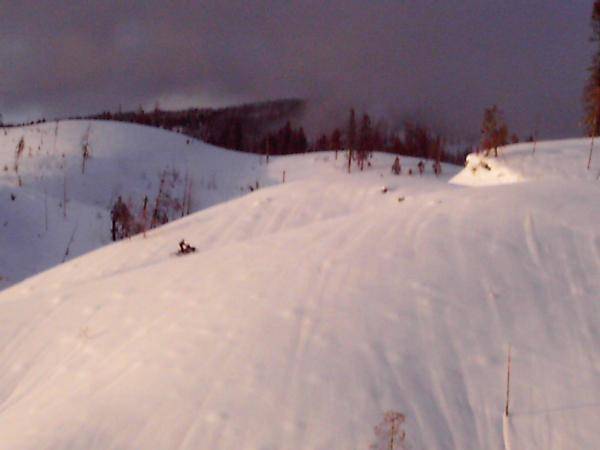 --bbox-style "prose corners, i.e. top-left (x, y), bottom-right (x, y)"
top-left (58, 151), bottom-right (68, 219)
top-left (14, 137), bottom-right (25, 186)
top-left (505, 344), bottom-right (512, 417)
top-left (81, 124), bottom-right (92, 174)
